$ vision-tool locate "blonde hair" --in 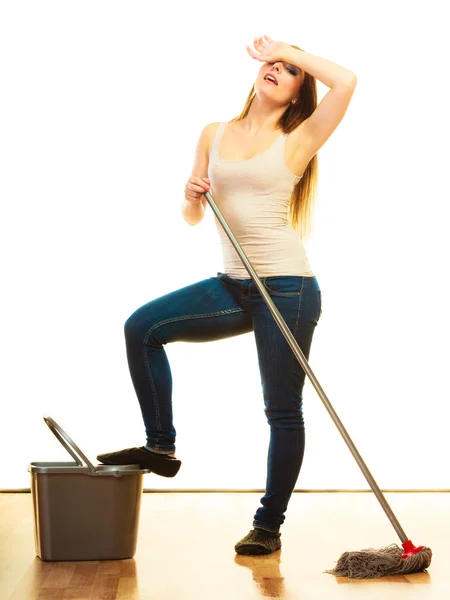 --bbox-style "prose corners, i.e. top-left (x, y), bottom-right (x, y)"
top-left (229, 45), bottom-right (318, 241)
